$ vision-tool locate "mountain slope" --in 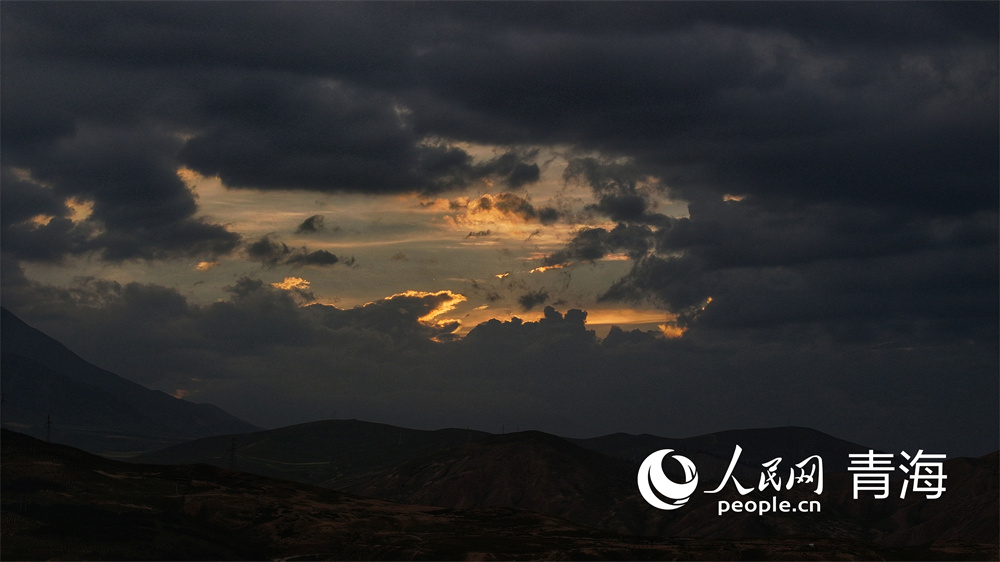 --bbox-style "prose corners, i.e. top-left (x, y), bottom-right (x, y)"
top-left (0, 307), bottom-right (259, 454)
